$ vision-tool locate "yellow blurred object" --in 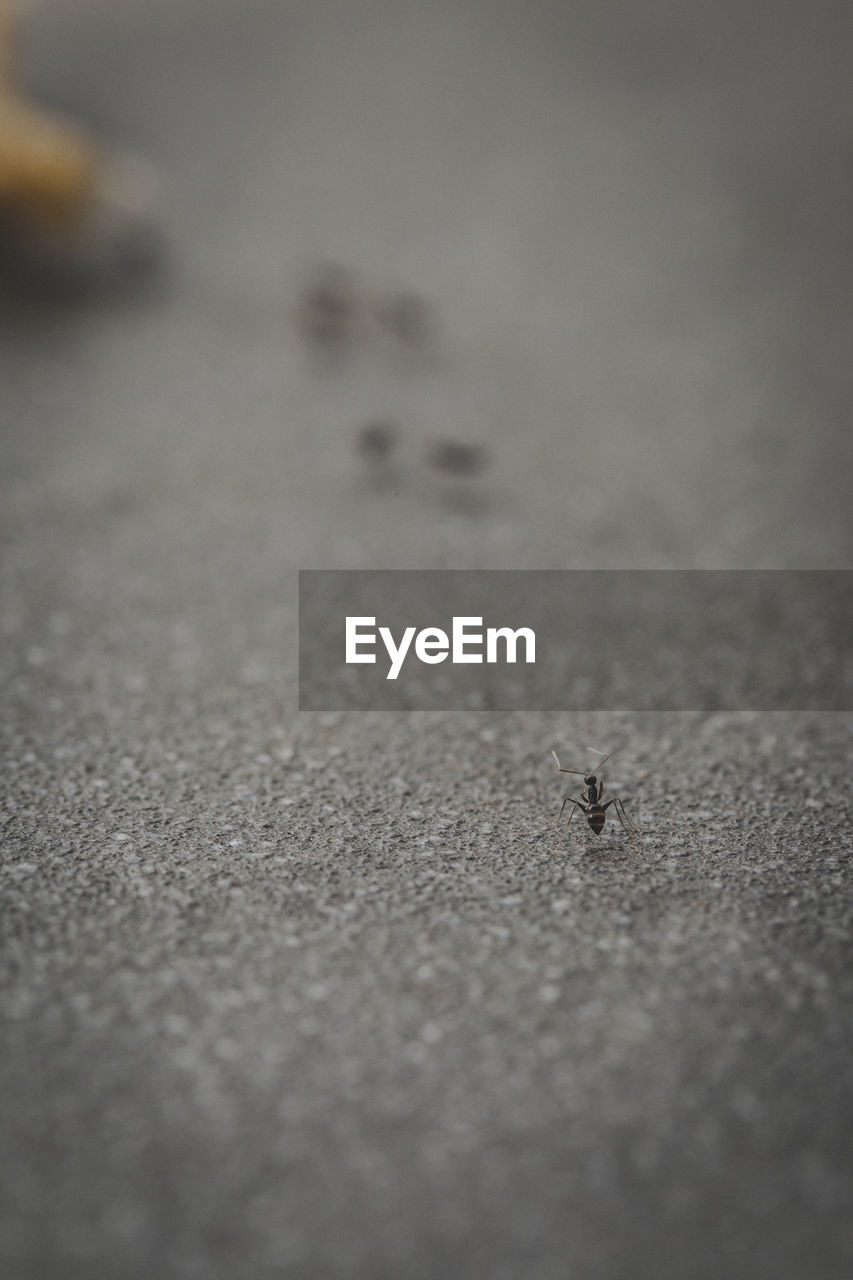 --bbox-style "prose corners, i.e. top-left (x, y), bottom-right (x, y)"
top-left (0, 3), bottom-right (98, 230)
top-left (0, 98), bottom-right (98, 228)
